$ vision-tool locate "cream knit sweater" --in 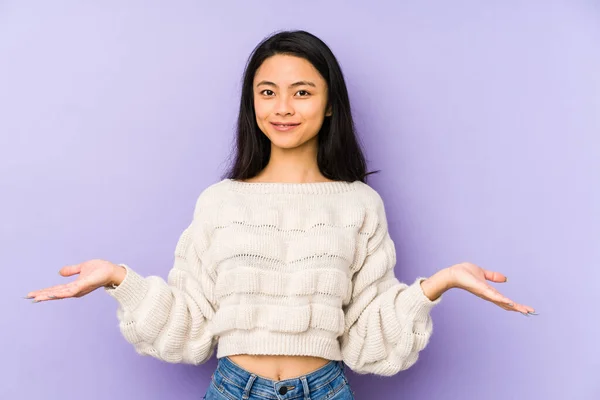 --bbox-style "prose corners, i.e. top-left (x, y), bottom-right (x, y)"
top-left (105, 179), bottom-right (441, 376)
